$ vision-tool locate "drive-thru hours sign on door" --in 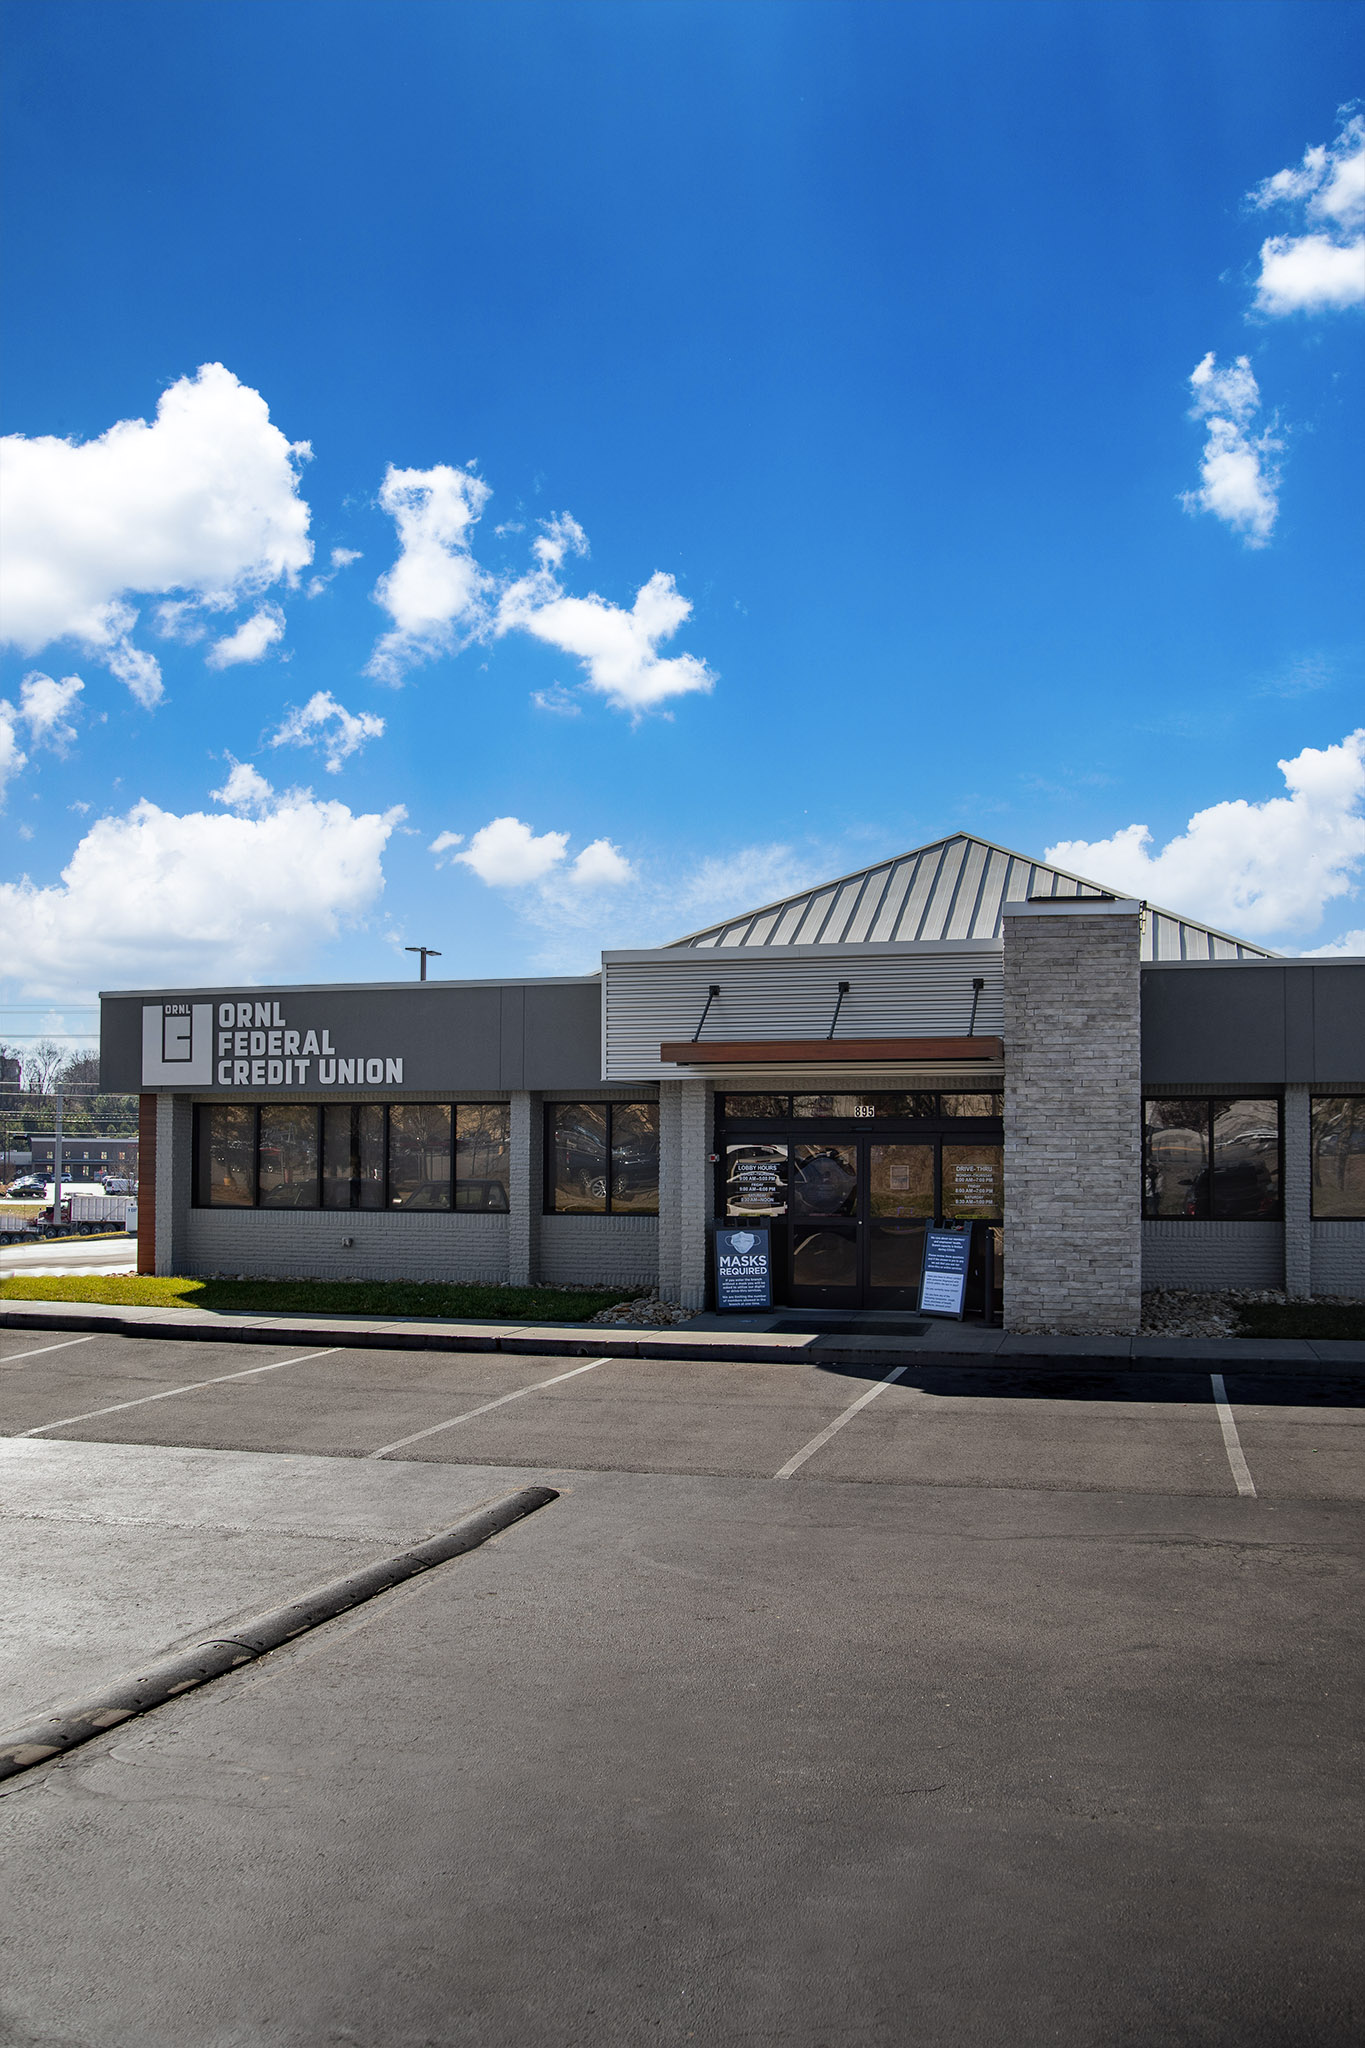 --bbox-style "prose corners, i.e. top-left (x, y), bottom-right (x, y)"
top-left (715, 1227), bottom-right (773, 1310)
top-left (919, 1225), bottom-right (971, 1318)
